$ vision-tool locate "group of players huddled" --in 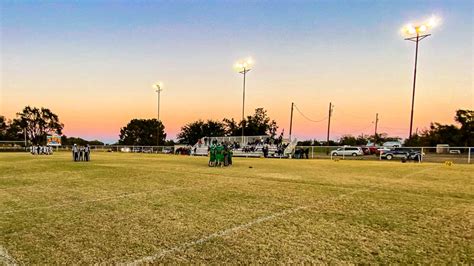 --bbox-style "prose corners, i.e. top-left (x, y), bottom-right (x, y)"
top-left (72, 144), bottom-right (91, 162)
top-left (30, 145), bottom-right (53, 155)
top-left (208, 141), bottom-right (233, 167)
